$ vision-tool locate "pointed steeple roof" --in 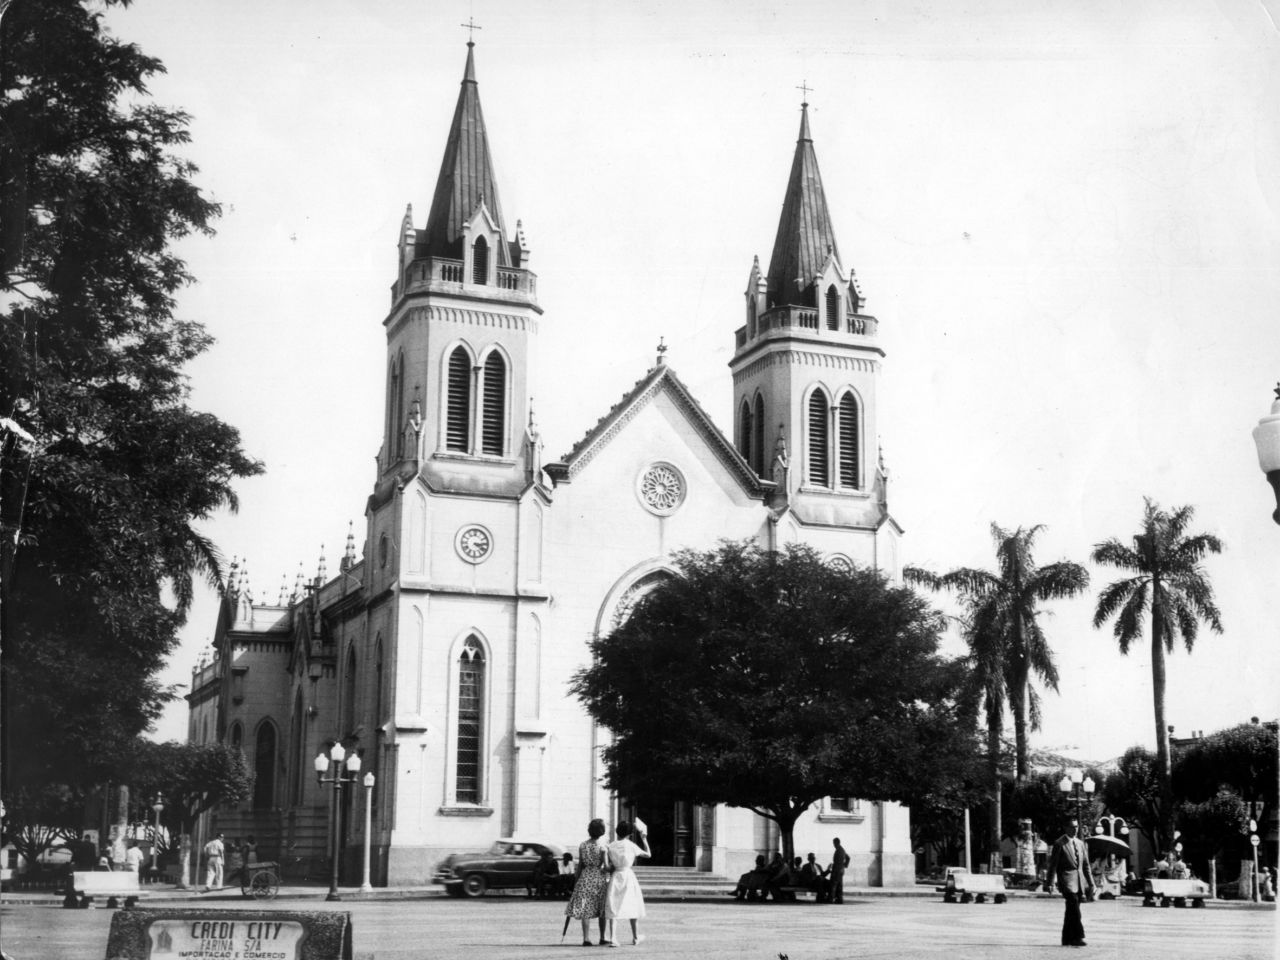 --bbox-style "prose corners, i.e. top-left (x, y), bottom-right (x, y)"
top-left (422, 42), bottom-right (511, 265)
top-left (765, 102), bottom-right (841, 308)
